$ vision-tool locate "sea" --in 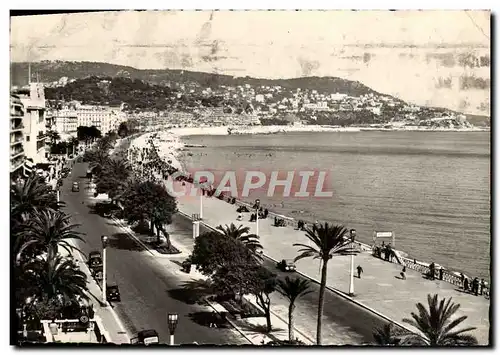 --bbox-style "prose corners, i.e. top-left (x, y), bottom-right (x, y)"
top-left (178, 131), bottom-right (491, 279)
